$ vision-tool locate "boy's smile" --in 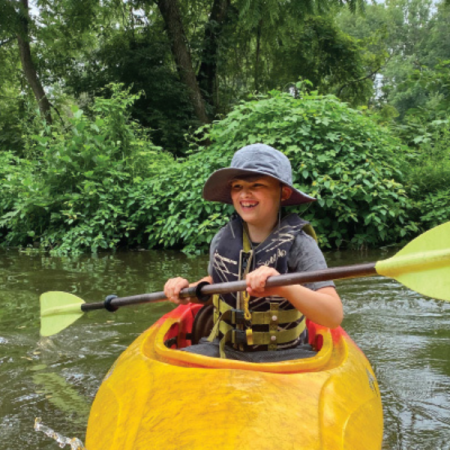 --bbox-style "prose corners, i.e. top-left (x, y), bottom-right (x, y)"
top-left (240, 200), bottom-right (258, 209)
